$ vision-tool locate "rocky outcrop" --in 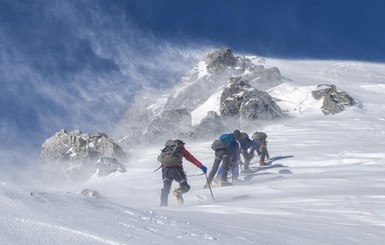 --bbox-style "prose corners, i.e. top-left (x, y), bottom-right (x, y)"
top-left (78, 189), bottom-right (100, 198)
top-left (243, 66), bottom-right (282, 91)
top-left (193, 111), bottom-right (229, 139)
top-left (115, 48), bottom-right (285, 146)
top-left (144, 109), bottom-right (193, 143)
top-left (312, 84), bottom-right (357, 115)
top-left (220, 77), bottom-right (286, 120)
top-left (96, 157), bottom-right (126, 177)
top-left (205, 48), bottom-right (238, 72)
top-left (163, 48), bottom-right (283, 112)
top-left (40, 129), bottom-right (126, 181)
